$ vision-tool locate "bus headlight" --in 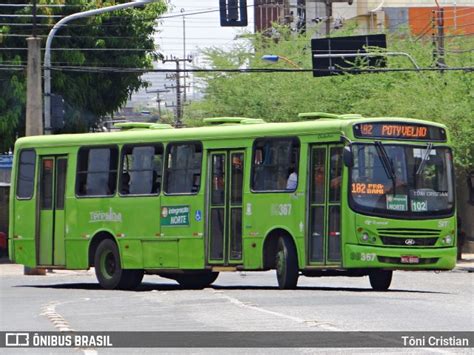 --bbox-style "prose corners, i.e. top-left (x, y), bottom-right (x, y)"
top-left (362, 233), bottom-right (370, 242)
top-left (442, 235), bottom-right (453, 245)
